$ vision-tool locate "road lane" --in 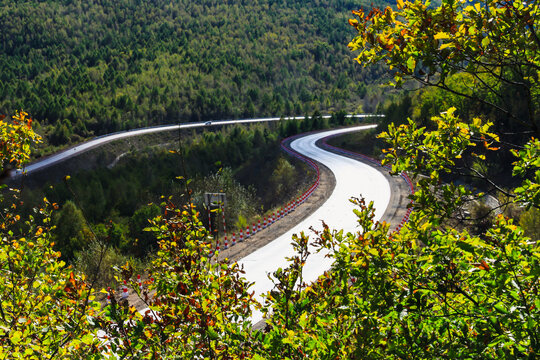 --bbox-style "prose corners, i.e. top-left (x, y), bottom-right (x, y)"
top-left (238, 125), bottom-right (391, 324)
